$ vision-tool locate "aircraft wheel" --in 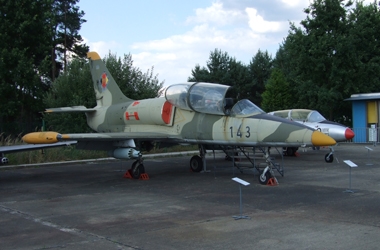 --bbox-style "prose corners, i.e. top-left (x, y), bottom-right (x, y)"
top-left (286, 147), bottom-right (297, 156)
top-left (1, 157), bottom-right (9, 164)
top-left (190, 155), bottom-right (203, 172)
top-left (325, 153), bottom-right (334, 163)
top-left (131, 161), bottom-right (145, 179)
top-left (258, 170), bottom-right (272, 185)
